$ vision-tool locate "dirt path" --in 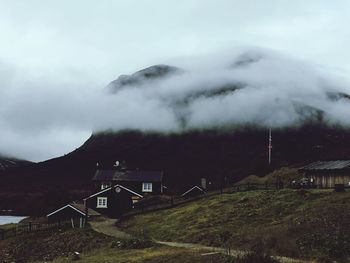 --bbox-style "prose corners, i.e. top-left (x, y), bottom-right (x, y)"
top-left (157, 241), bottom-right (304, 263)
top-left (89, 217), bottom-right (131, 239)
top-left (90, 218), bottom-right (307, 263)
